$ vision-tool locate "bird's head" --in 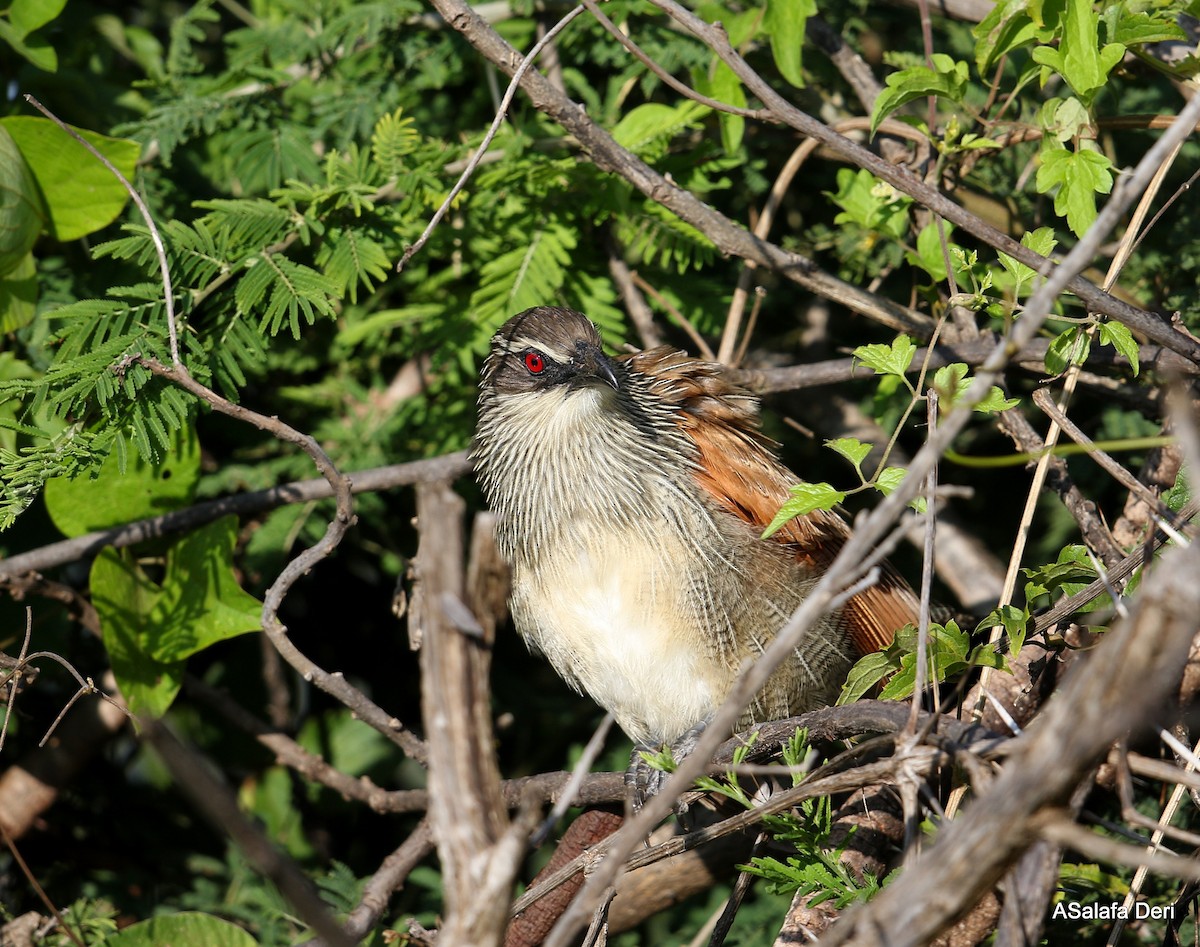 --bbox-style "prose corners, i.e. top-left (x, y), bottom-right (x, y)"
top-left (480, 307), bottom-right (620, 398)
